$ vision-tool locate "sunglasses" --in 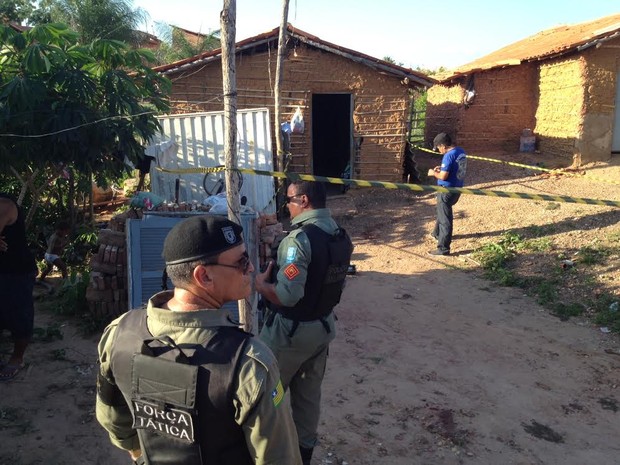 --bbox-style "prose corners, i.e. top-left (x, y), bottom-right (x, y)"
top-left (286, 194), bottom-right (303, 203)
top-left (205, 251), bottom-right (252, 274)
